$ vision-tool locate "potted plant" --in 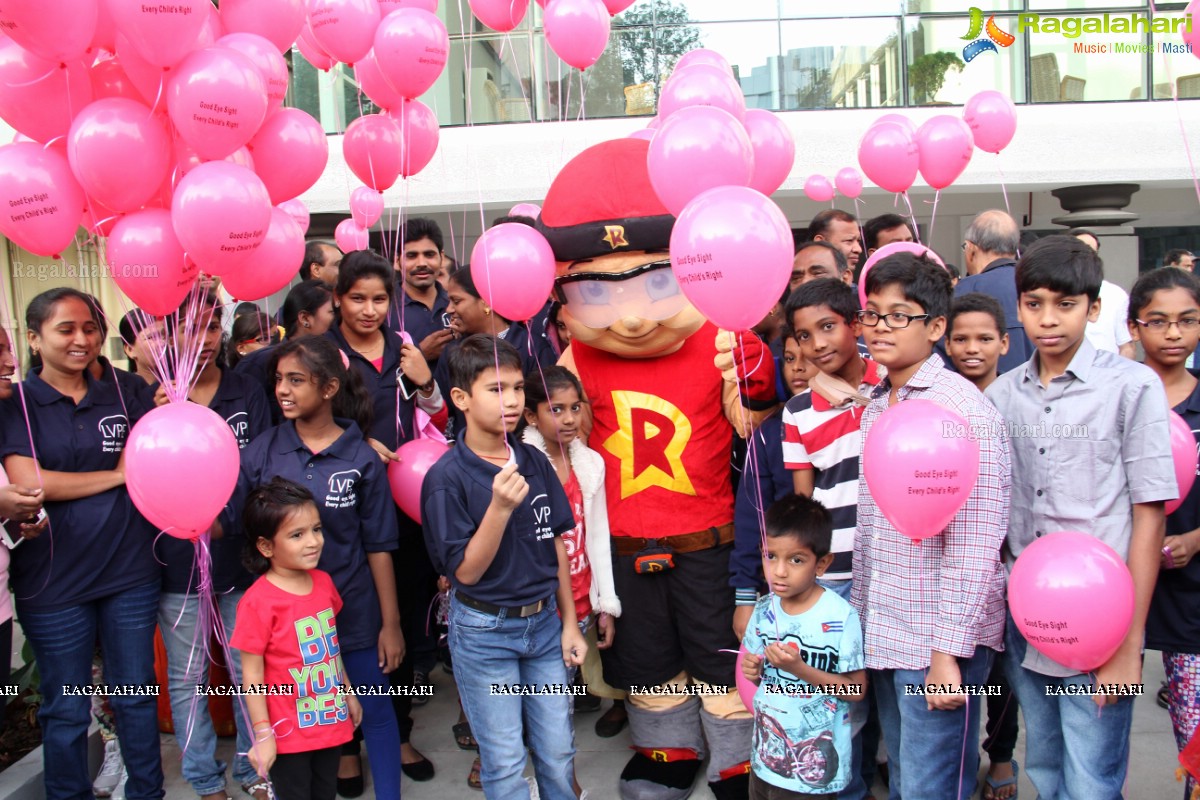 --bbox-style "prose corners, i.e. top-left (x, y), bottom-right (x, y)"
top-left (909, 51), bottom-right (964, 104)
